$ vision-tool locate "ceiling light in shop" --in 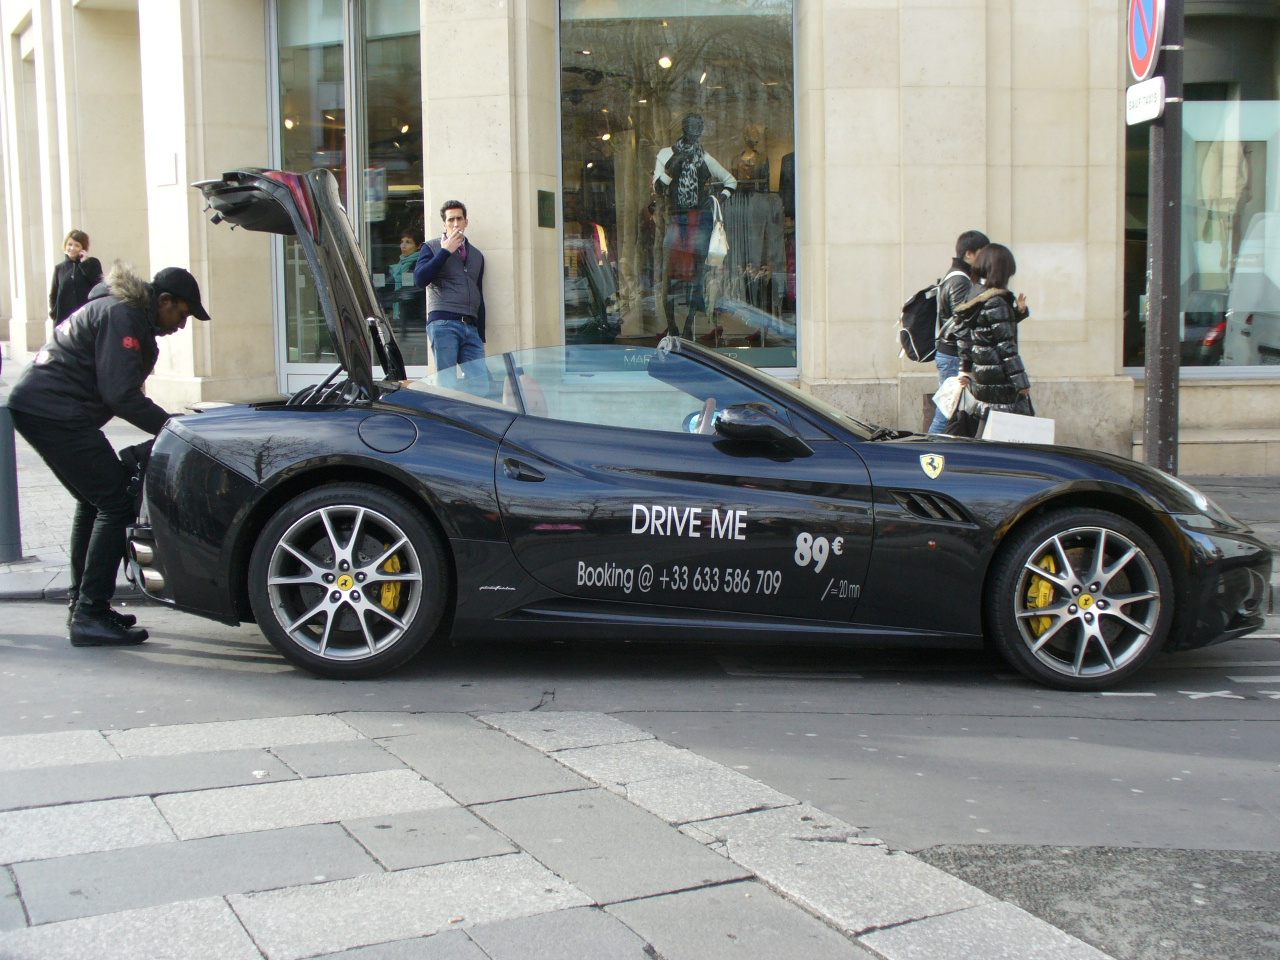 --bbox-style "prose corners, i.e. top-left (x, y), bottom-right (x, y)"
top-left (638, 99), bottom-right (648, 103)
top-left (601, 133), bottom-right (611, 141)
top-left (400, 124), bottom-right (410, 133)
top-left (324, 114), bottom-right (336, 120)
top-left (658, 56), bottom-right (672, 69)
top-left (699, 72), bottom-right (707, 83)
top-left (283, 118), bottom-right (294, 129)
top-left (581, 49), bottom-right (591, 55)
